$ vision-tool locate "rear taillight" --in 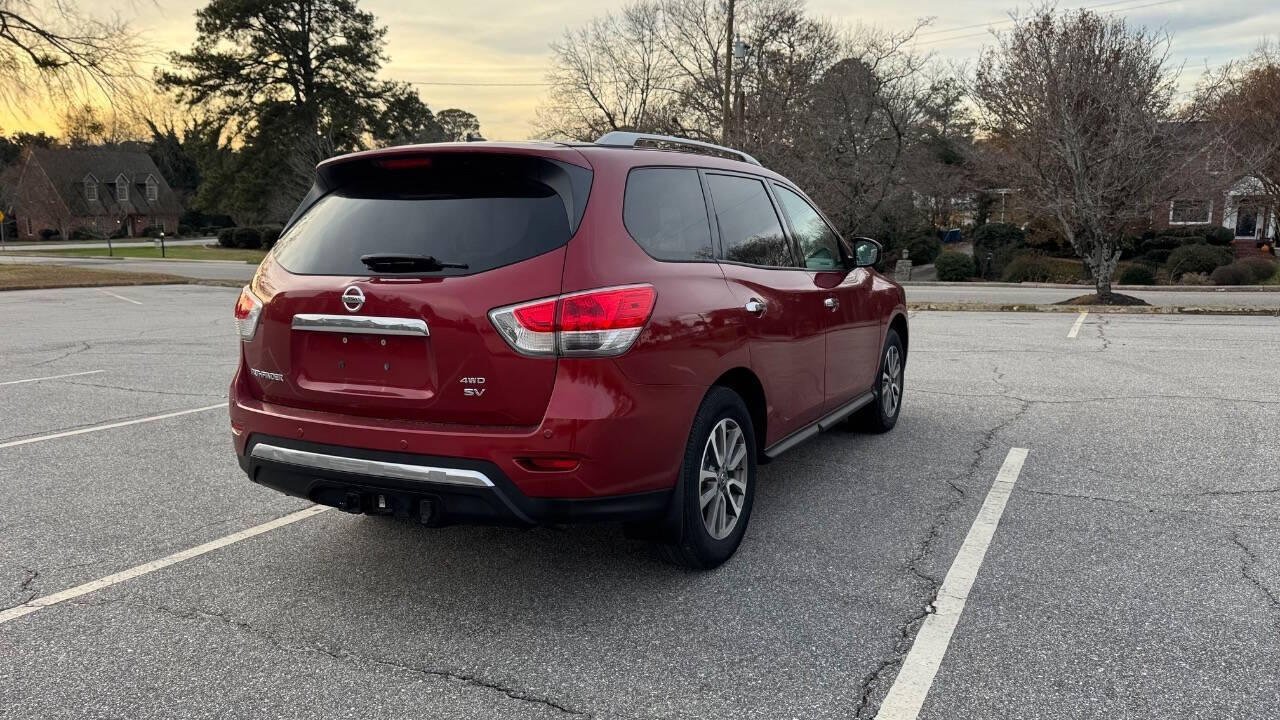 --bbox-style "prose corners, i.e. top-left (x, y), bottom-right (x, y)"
top-left (233, 285), bottom-right (264, 341)
top-left (489, 284), bottom-right (656, 358)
